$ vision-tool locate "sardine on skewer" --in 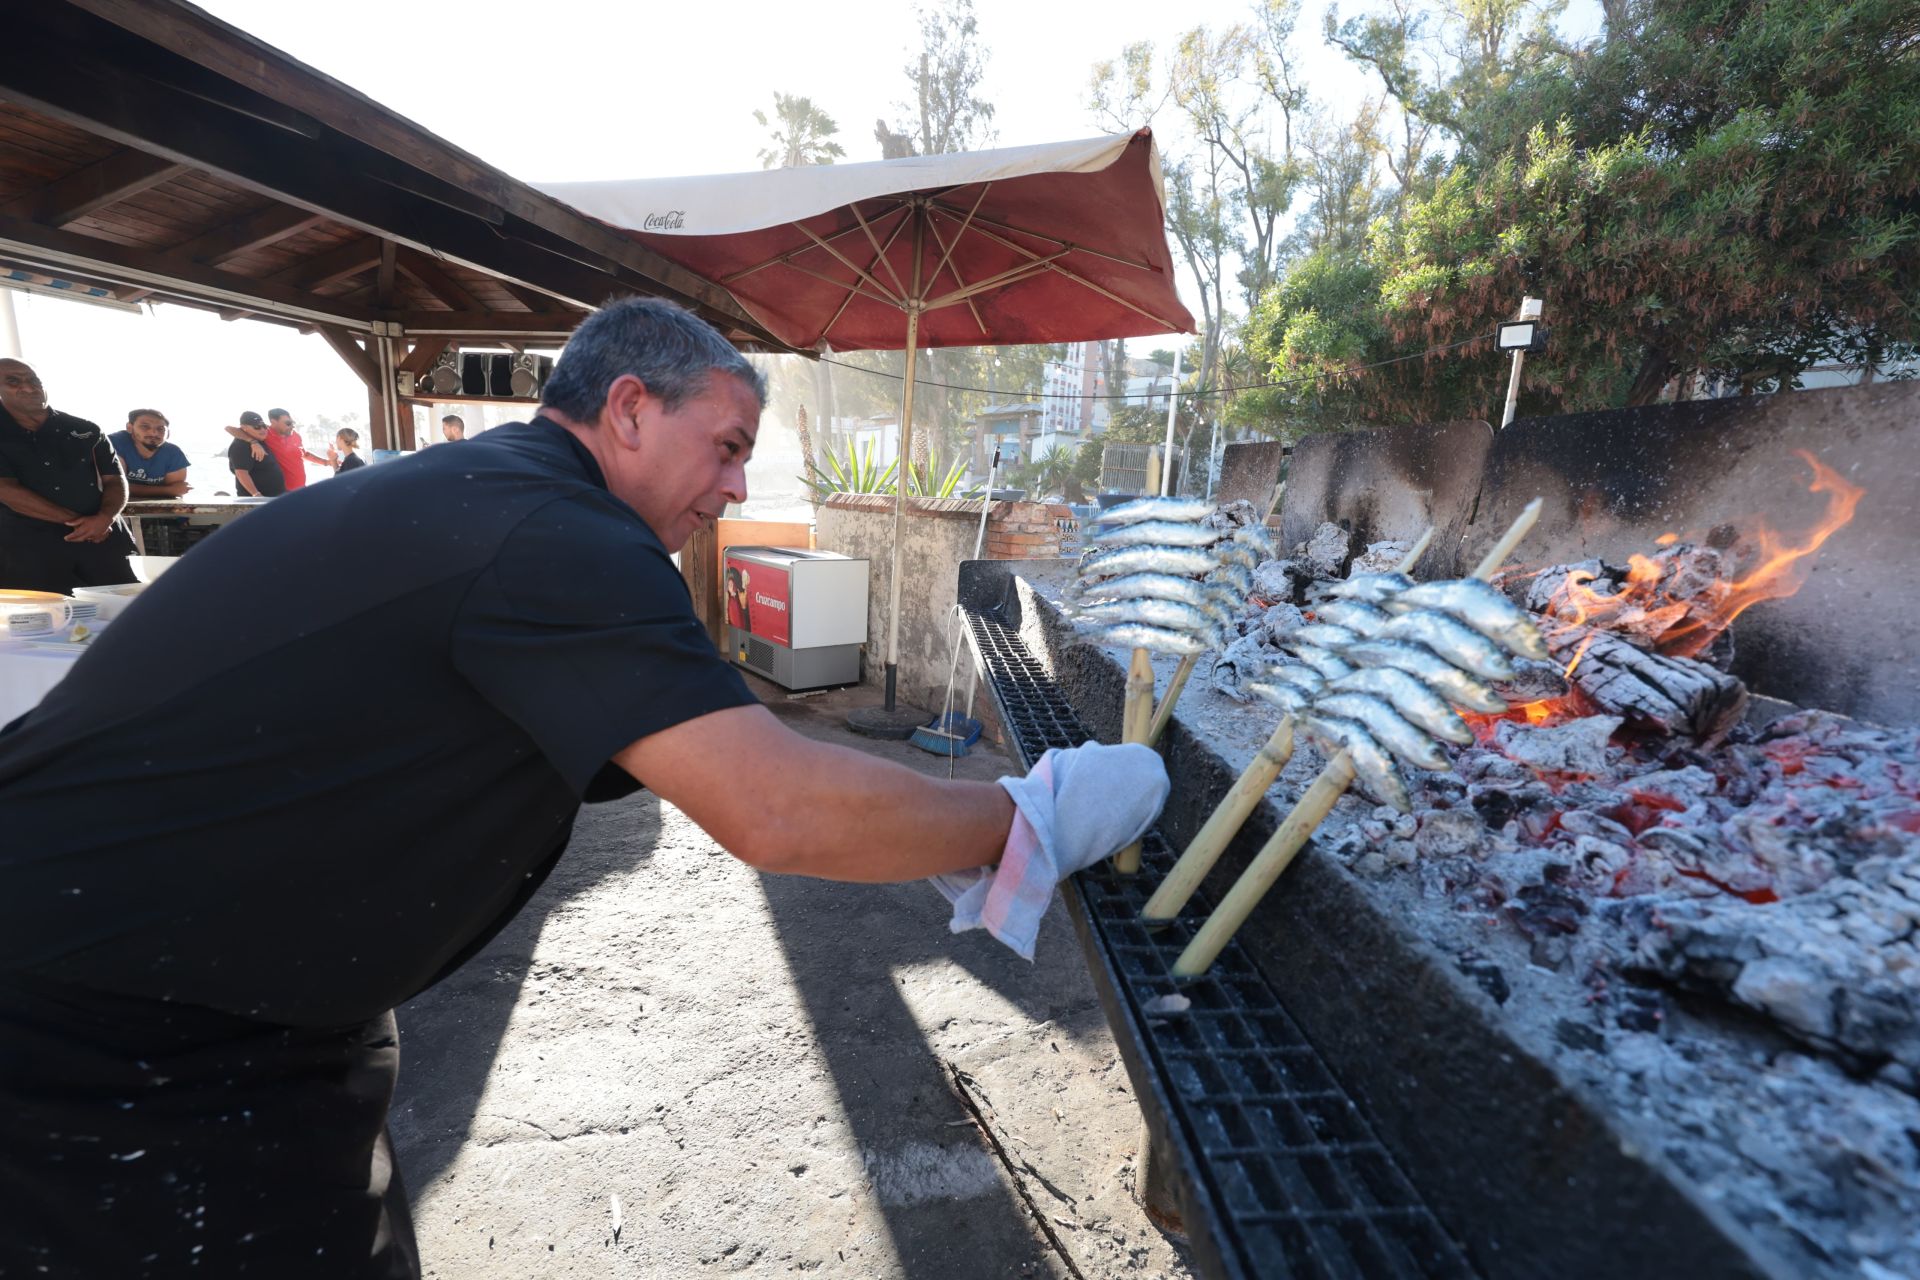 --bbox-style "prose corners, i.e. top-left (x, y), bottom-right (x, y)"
top-left (1373, 611), bottom-right (1517, 681)
top-left (1383, 579), bottom-right (1548, 660)
top-left (1255, 661), bottom-right (1325, 695)
top-left (1287, 623), bottom-right (1362, 652)
top-left (1324, 572), bottom-right (1416, 604)
top-left (1342, 639), bottom-right (1509, 713)
top-left (1214, 541), bottom-right (1261, 572)
top-left (1079, 544), bottom-right (1218, 581)
top-left (1314, 599), bottom-right (1391, 636)
top-left (1082, 623), bottom-right (1216, 655)
top-left (1301, 714), bottom-right (1411, 812)
top-left (1246, 680), bottom-right (1314, 717)
top-left (1073, 598), bottom-right (1219, 633)
top-left (1311, 692), bottom-right (1450, 771)
top-left (1209, 562), bottom-right (1254, 596)
top-left (1092, 495), bottom-right (1217, 527)
top-left (1072, 572), bottom-right (1232, 619)
top-left (1288, 644), bottom-right (1354, 682)
top-left (1090, 520), bottom-right (1229, 550)
top-left (1232, 523), bottom-right (1277, 560)
top-left (1329, 666), bottom-right (1474, 745)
